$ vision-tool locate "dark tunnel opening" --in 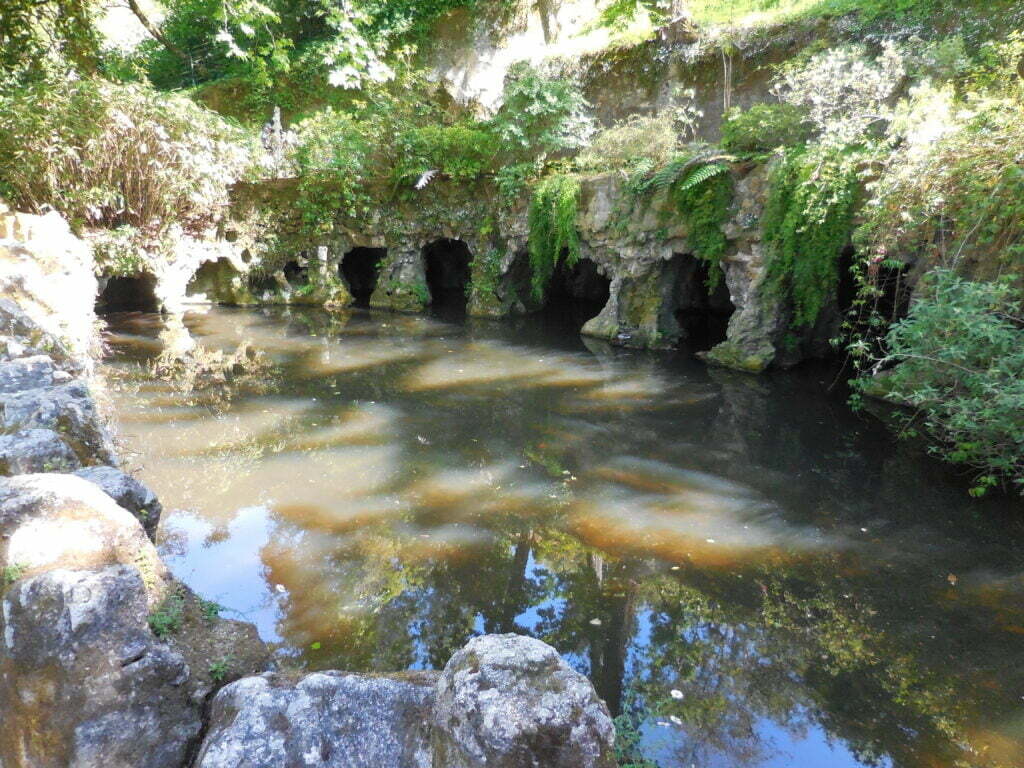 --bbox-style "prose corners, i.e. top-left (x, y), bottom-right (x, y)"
top-left (341, 247), bottom-right (386, 306)
top-left (423, 239), bottom-right (472, 316)
top-left (671, 255), bottom-right (735, 353)
top-left (97, 274), bottom-right (161, 314)
top-left (541, 256), bottom-right (611, 329)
